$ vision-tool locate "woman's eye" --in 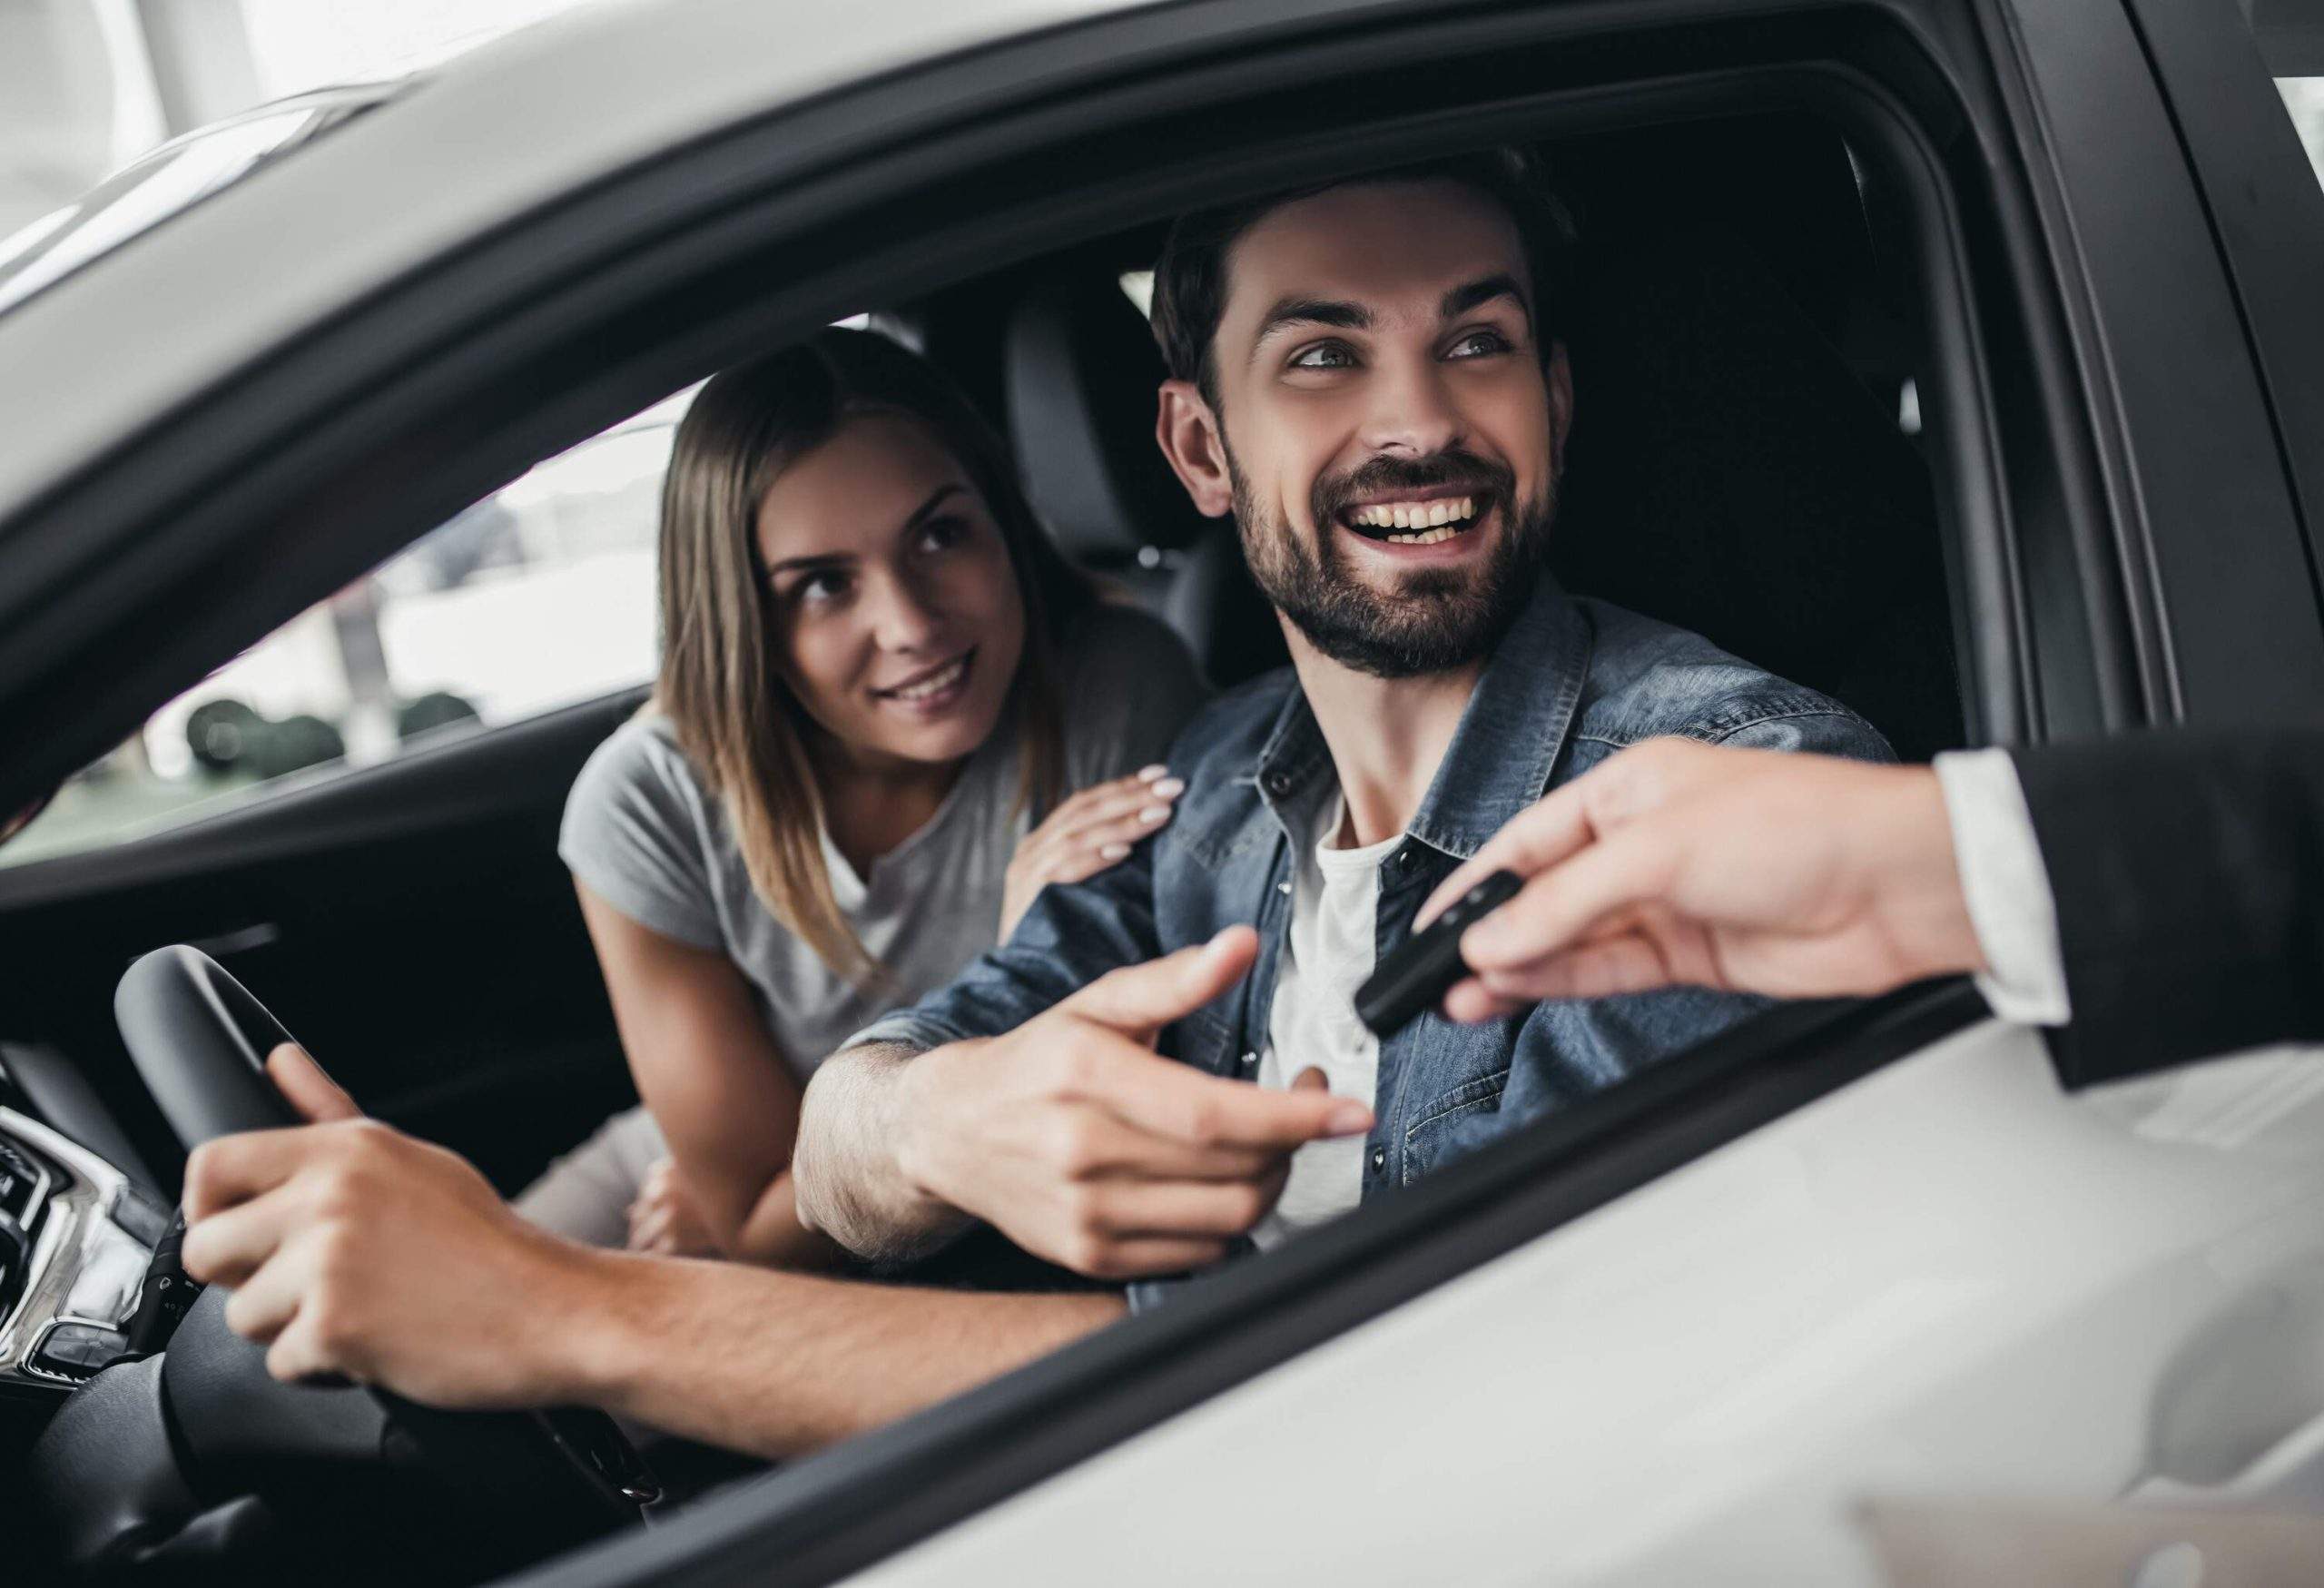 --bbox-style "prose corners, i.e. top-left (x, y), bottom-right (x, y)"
top-left (793, 571), bottom-right (850, 605)
top-left (1448, 329), bottom-right (1513, 360)
top-left (1289, 342), bottom-right (1356, 370)
top-left (917, 516), bottom-right (970, 554)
